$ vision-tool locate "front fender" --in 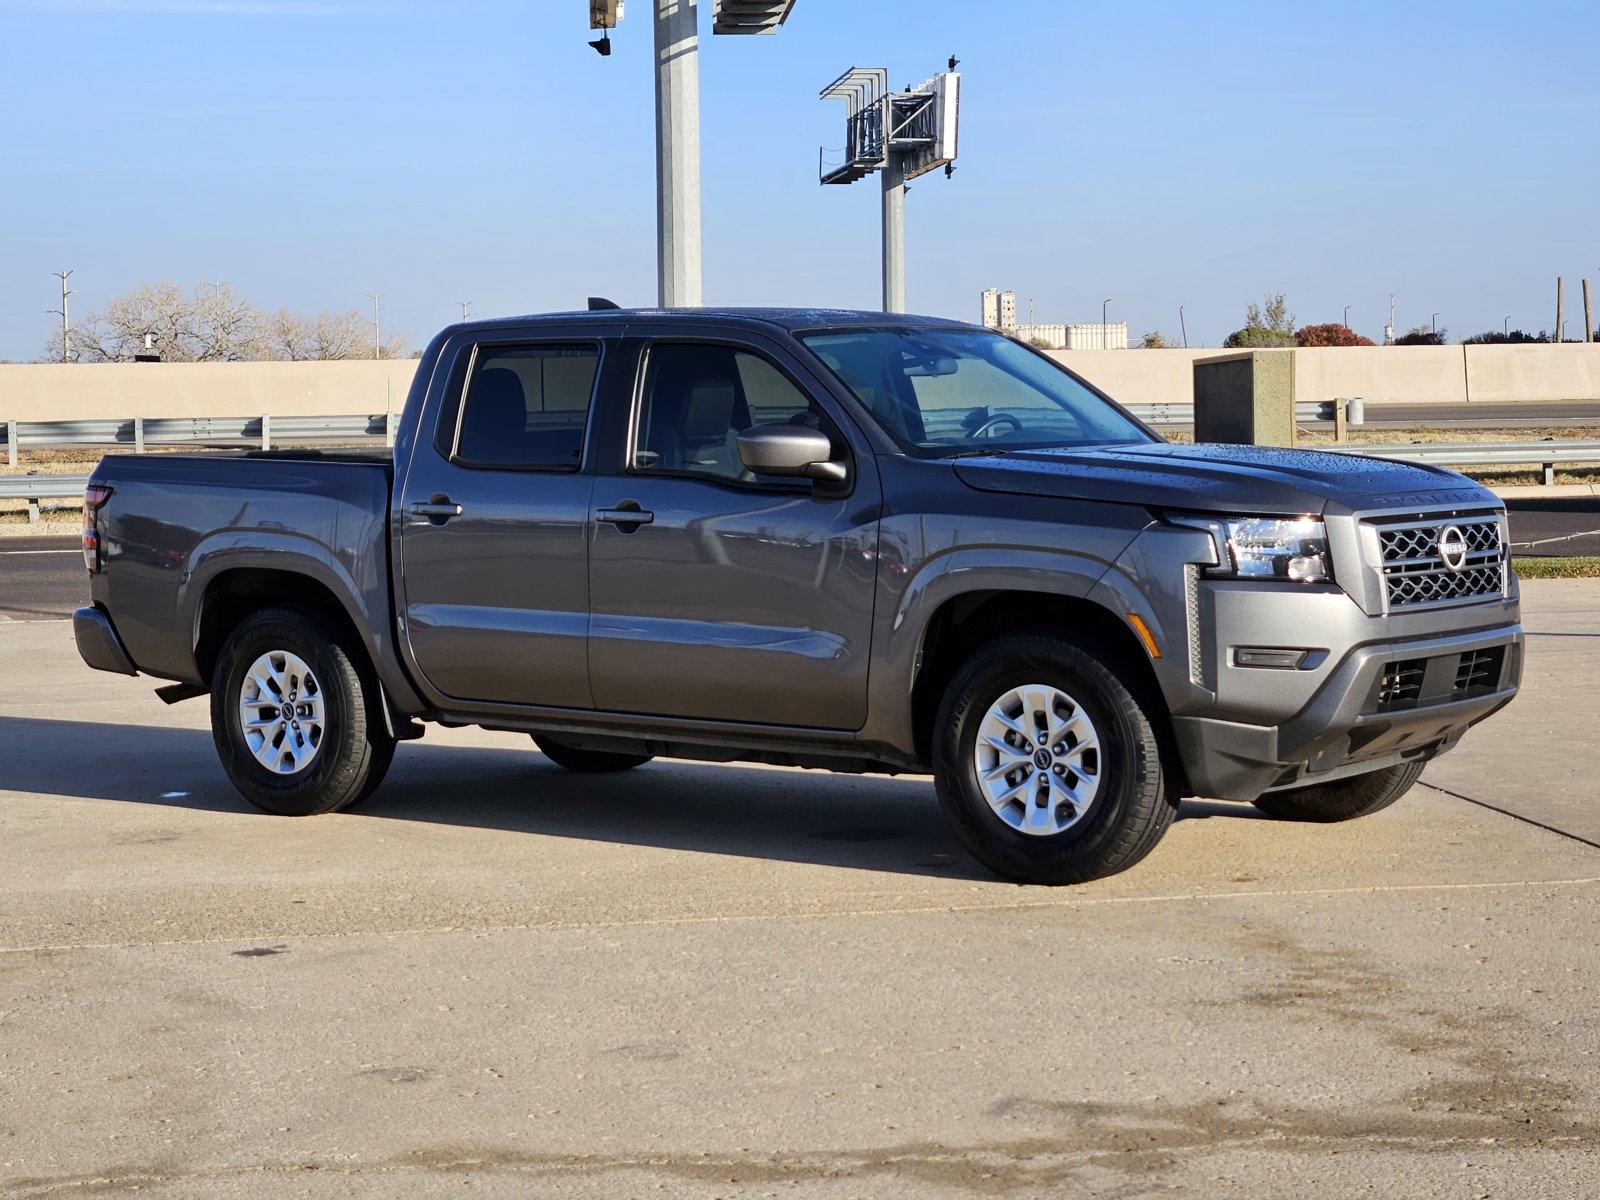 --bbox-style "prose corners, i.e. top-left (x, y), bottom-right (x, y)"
top-left (859, 535), bottom-right (1142, 758)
